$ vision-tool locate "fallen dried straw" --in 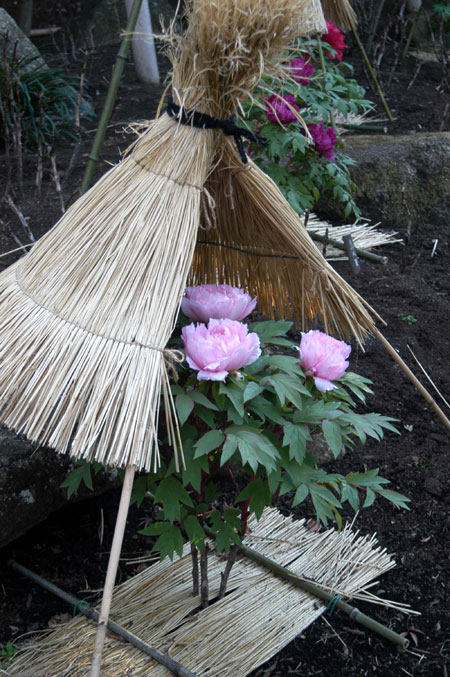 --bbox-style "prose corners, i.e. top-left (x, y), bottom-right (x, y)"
top-left (0, 0), bottom-right (332, 472)
top-left (9, 509), bottom-right (406, 677)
